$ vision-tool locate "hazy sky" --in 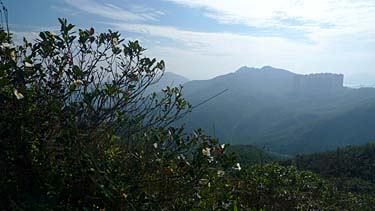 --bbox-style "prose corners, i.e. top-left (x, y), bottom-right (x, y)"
top-left (7, 0), bottom-right (375, 84)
